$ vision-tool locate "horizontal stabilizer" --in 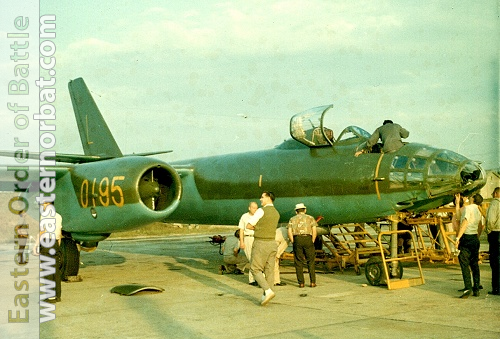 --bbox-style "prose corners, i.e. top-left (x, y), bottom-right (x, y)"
top-left (129, 151), bottom-right (173, 157)
top-left (0, 150), bottom-right (172, 164)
